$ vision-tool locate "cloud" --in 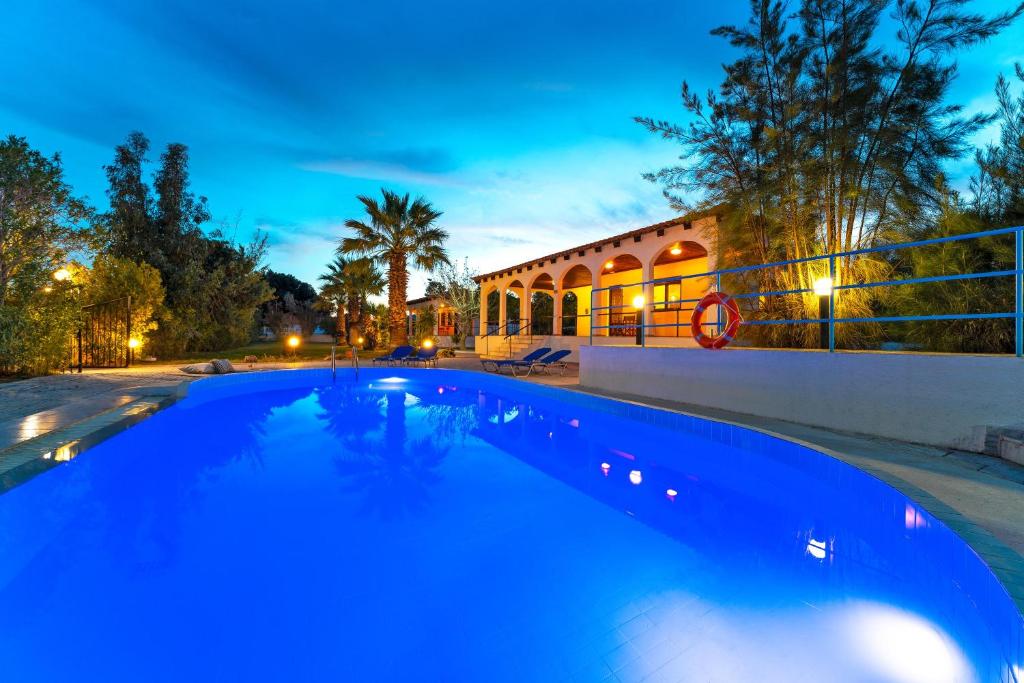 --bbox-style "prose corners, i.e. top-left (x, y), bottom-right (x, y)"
top-left (299, 148), bottom-right (466, 187)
